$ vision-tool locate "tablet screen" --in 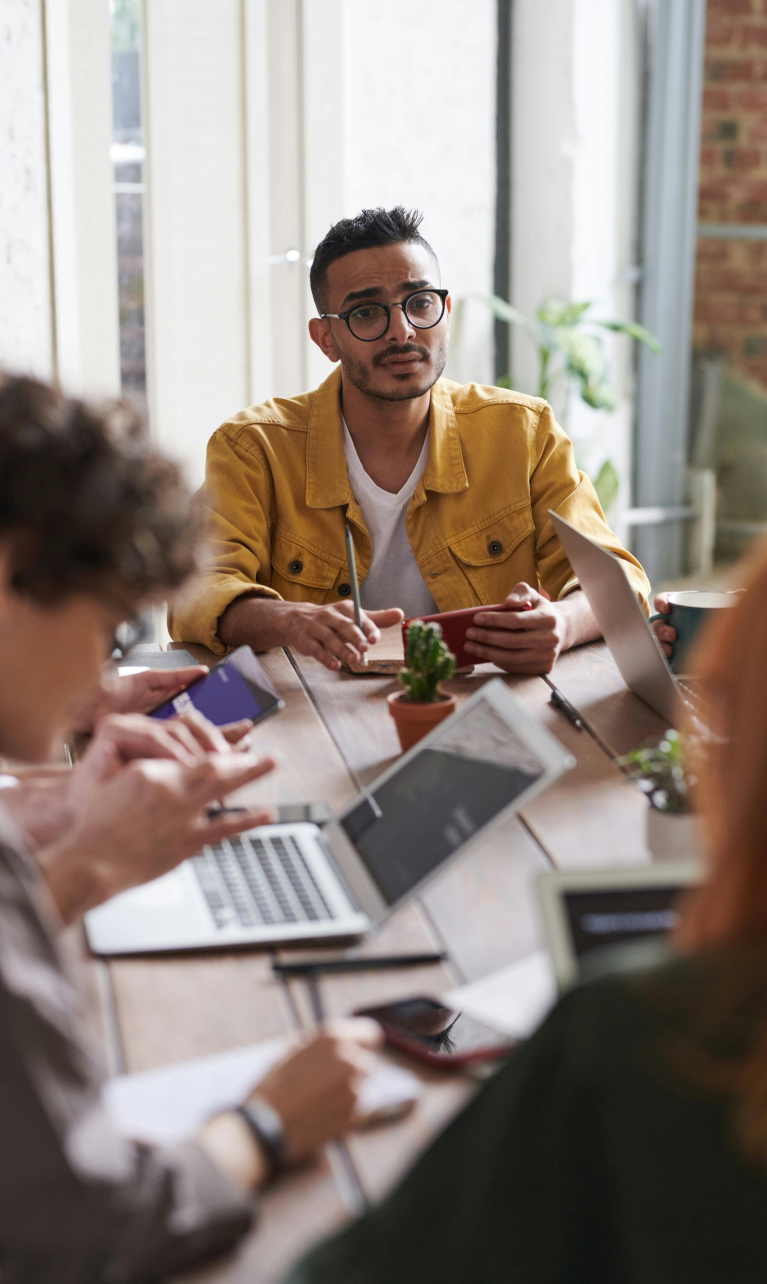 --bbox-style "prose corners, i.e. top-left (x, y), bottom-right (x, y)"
top-left (340, 699), bottom-right (546, 904)
top-left (563, 885), bottom-right (684, 967)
